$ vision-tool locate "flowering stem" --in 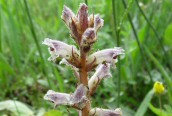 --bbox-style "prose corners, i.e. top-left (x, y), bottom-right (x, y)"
top-left (80, 50), bottom-right (90, 116)
top-left (158, 95), bottom-right (162, 116)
